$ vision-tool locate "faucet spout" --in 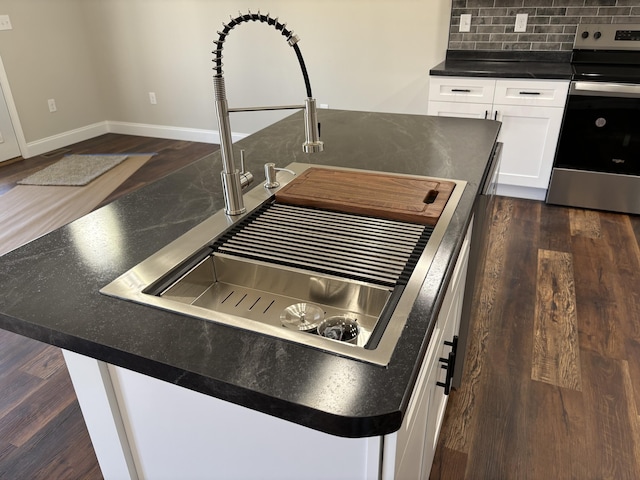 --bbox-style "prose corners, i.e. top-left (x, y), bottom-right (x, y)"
top-left (214, 76), bottom-right (248, 215)
top-left (212, 11), bottom-right (323, 216)
top-left (303, 98), bottom-right (324, 154)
